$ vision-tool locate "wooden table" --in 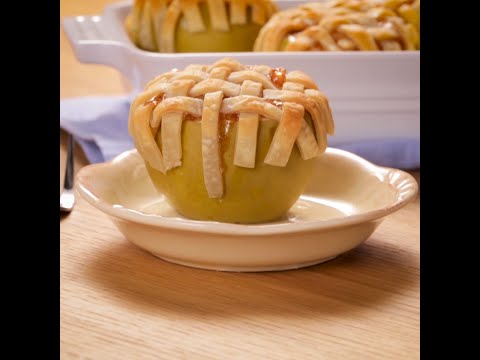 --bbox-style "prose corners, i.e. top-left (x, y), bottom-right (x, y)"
top-left (60, 1), bottom-right (420, 358)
